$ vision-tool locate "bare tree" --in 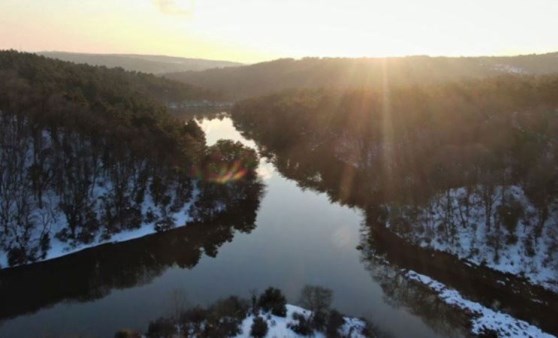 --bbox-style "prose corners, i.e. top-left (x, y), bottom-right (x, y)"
top-left (299, 285), bottom-right (333, 330)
